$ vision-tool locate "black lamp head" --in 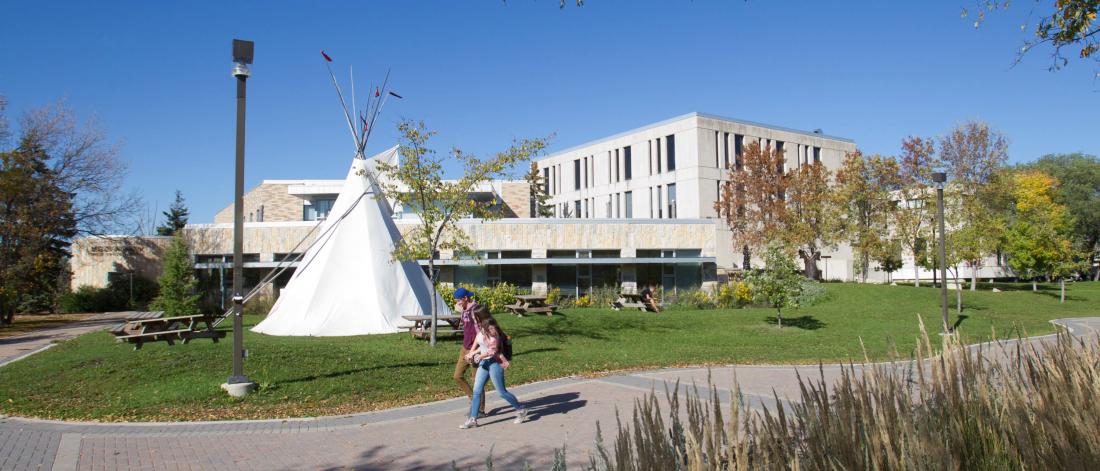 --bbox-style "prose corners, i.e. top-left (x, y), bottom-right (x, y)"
top-left (232, 39), bottom-right (254, 65)
top-left (931, 172), bottom-right (947, 183)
